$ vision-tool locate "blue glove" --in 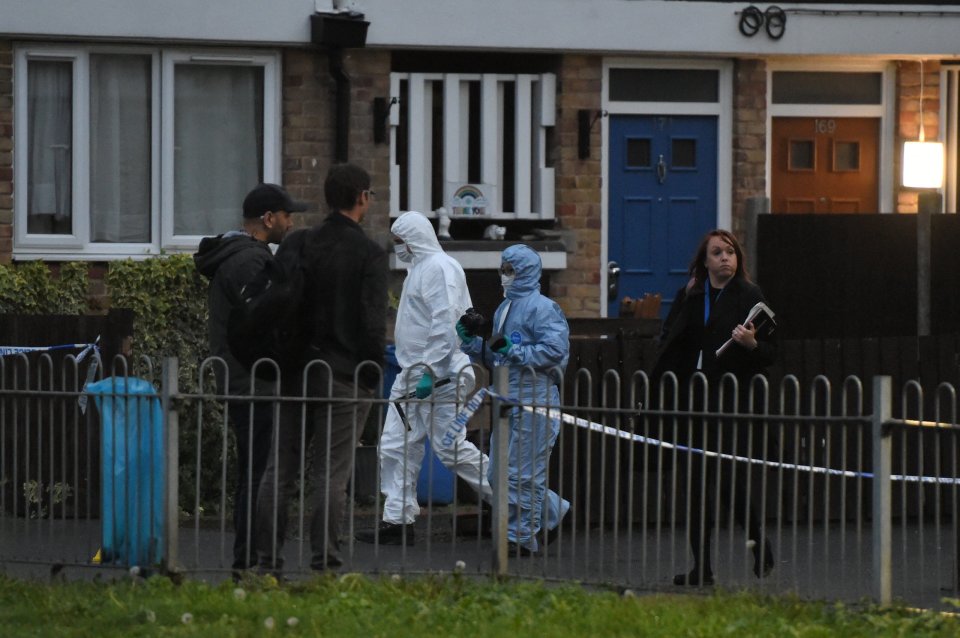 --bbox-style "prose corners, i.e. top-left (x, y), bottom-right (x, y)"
top-left (456, 320), bottom-right (472, 343)
top-left (415, 372), bottom-right (434, 399)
